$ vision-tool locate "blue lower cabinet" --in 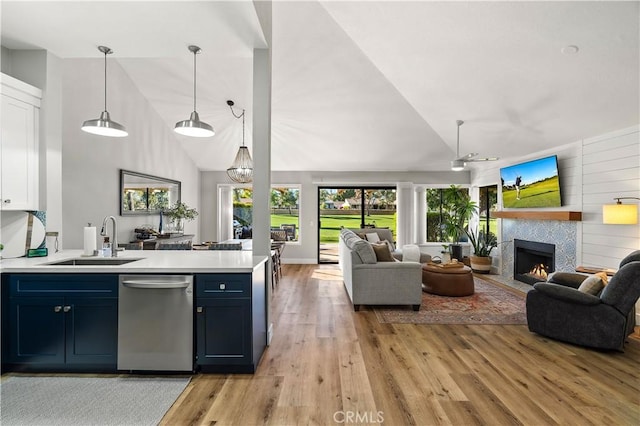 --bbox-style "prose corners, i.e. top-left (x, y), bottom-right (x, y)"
top-left (2, 274), bottom-right (118, 372)
top-left (196, 298), bottom-right (251, 367)
top-left (65, 297), bottom-right (118, 365)
top-left (195, 269), bottom-right (266, 373)
top-left (8, 297), bottom-right (66, 364)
